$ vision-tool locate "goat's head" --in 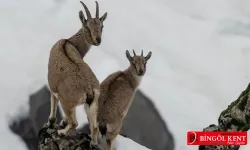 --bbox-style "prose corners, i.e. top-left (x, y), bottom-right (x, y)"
top-left (126, 50), bottom-right (152, 76)
top-left (79, 1), bottom-right (107, 46)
